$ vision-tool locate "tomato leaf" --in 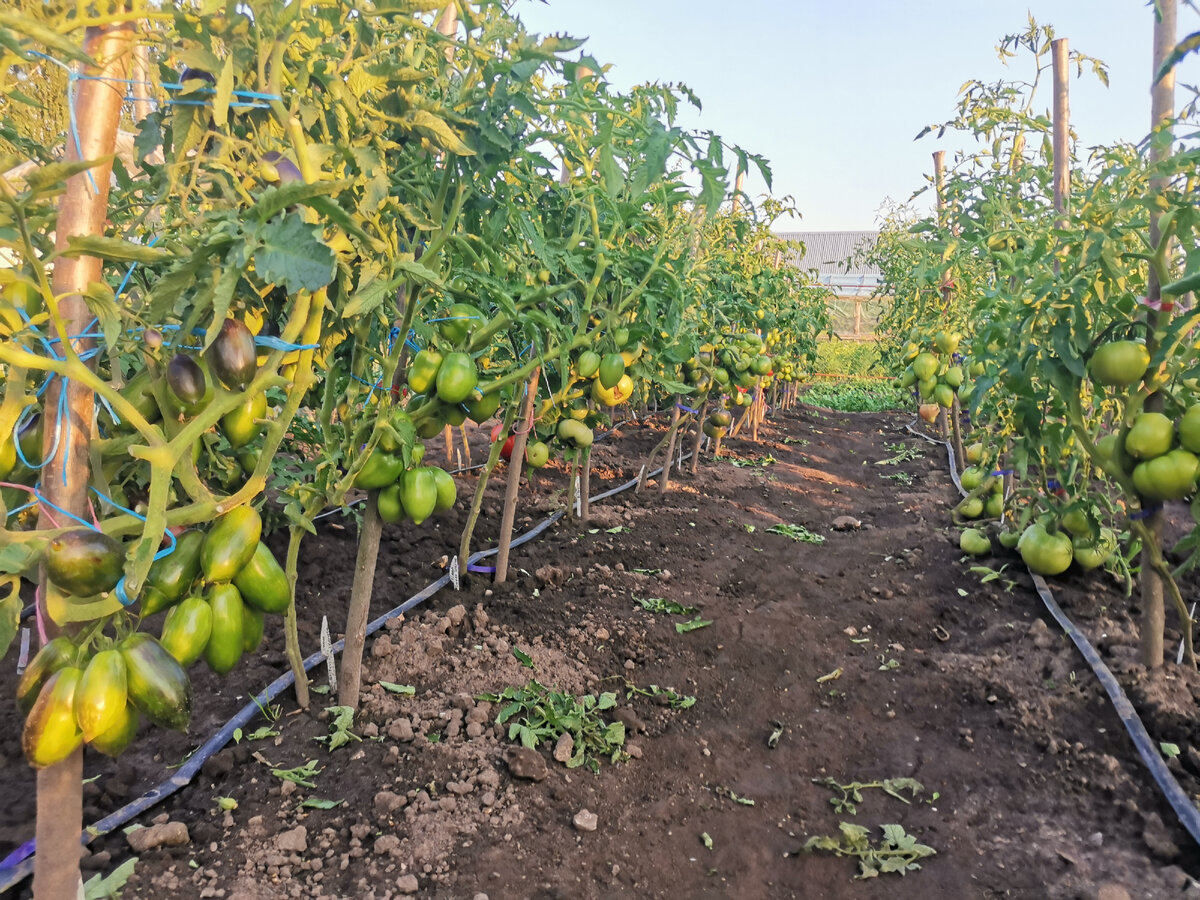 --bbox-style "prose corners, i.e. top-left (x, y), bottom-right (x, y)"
top-left (253, 215), bottom-right (336, 293)
top-left (59, 234), bottom-right (169, 265)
